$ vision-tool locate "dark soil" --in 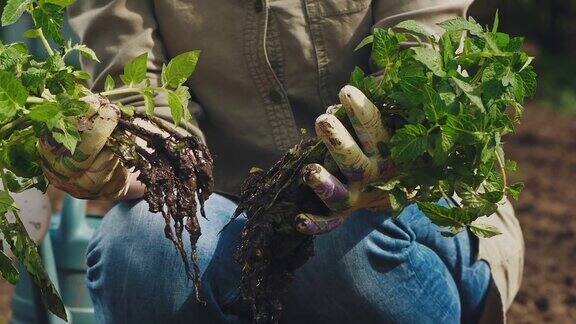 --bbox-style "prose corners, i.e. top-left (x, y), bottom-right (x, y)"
top-left (506, 106), bottom-right (576, 324)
